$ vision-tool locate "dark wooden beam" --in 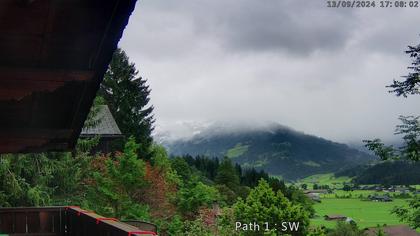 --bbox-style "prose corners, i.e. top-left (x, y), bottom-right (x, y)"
top-left (0, 138), bottom-right (49, 153)
top-left (0, 68), bottom-right (94, 82)
top-left (0, 0), bottom-right (138, 153)
top-left (15, 0), bottom-right (37, 7)
top-left (0, 68), bottom-right (94, 100)
top-left (0, 138), bottom-right (70, 153)
top-left (0, 128), bottom-right (73, 139)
